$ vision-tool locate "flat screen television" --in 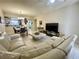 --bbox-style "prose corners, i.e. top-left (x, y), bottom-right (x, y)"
top-left (46, 23), bottom-right (59, 33)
